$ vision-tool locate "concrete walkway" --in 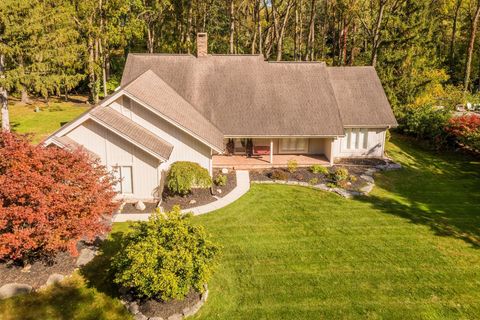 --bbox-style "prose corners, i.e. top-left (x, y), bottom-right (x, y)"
top-left (113, 170), bottom-right (250, 222)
